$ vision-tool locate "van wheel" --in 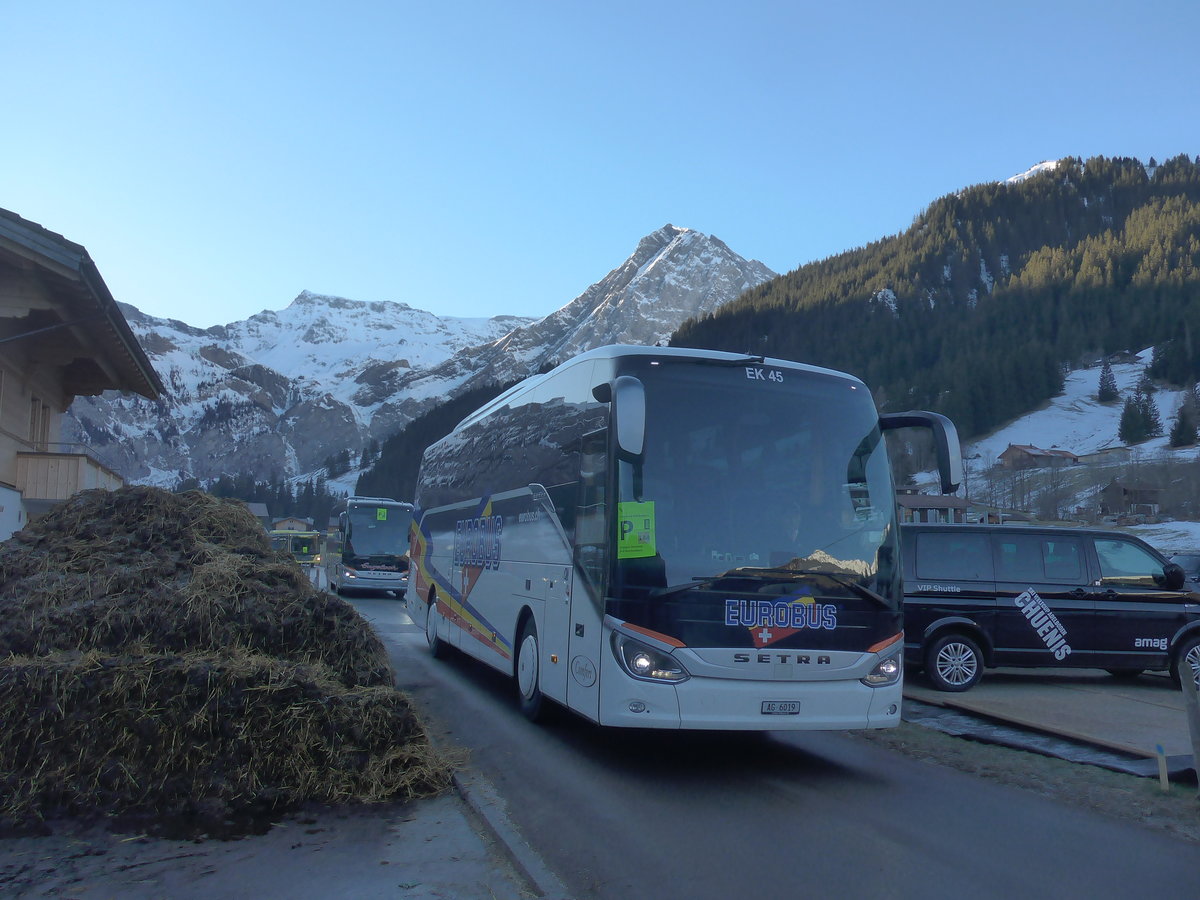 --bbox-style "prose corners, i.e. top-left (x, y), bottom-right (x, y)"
top-left (425, 593), bottom-right (446, 659)
top-left (1170, 634), bottom-right (1200, 689)
top-left (515, 618), bottom-right (545, 722)
top-left (925, 633), bottom-right (983, 692)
